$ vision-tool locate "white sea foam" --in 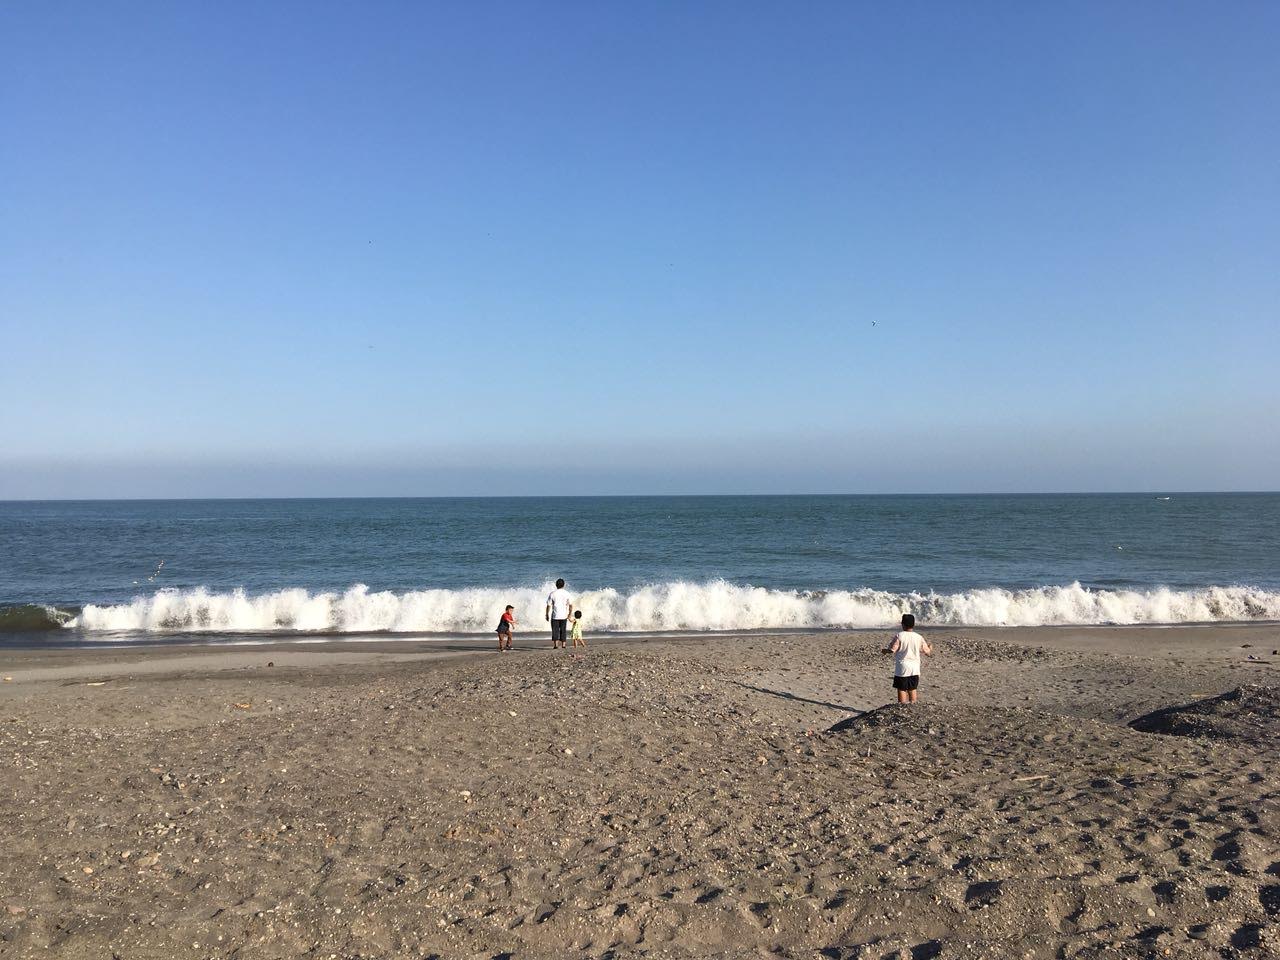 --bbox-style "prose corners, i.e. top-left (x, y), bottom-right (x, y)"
top-left (67, 580), bottom-right (1280, 633)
